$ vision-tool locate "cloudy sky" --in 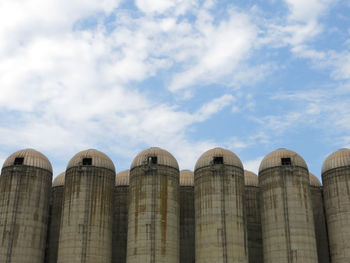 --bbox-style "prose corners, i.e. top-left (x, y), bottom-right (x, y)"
top-left (0, 0), bottom-right (349, 180)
